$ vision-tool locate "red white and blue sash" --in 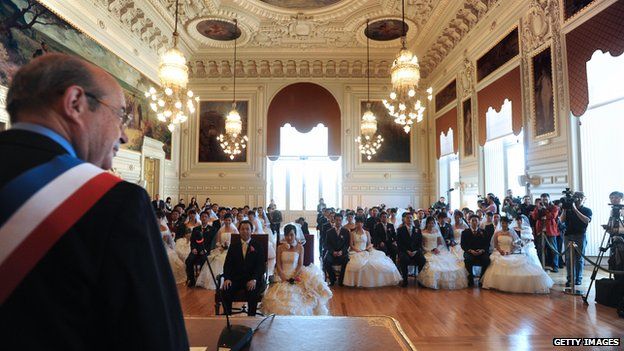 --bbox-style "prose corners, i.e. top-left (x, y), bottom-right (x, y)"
top-left (0, 155), bottom-right (121, 303)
